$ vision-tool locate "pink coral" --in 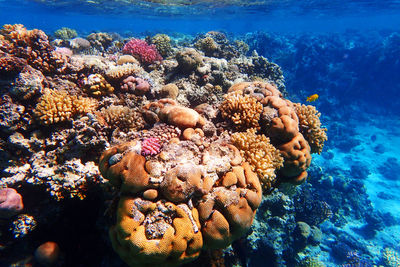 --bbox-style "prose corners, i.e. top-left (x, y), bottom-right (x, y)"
top-left (122, 39), bottom-right (162, 65)
top-left (141, 137), bottom-right (161, 156)
top-left (0, 188), bottom-right (24, 218)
